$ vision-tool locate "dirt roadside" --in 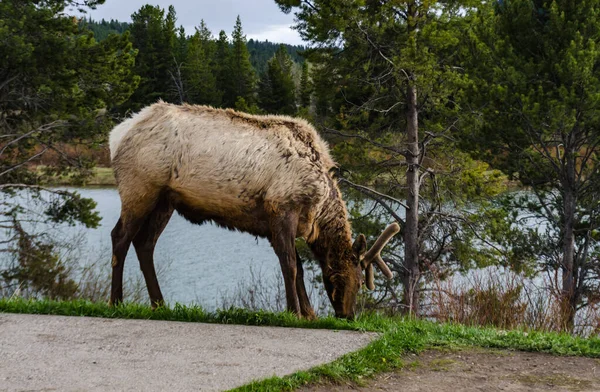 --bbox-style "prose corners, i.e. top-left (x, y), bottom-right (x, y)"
top-left (303, 348), bottom-right (600, 392)
top-left (0, 313), bottom-right (375, 392)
